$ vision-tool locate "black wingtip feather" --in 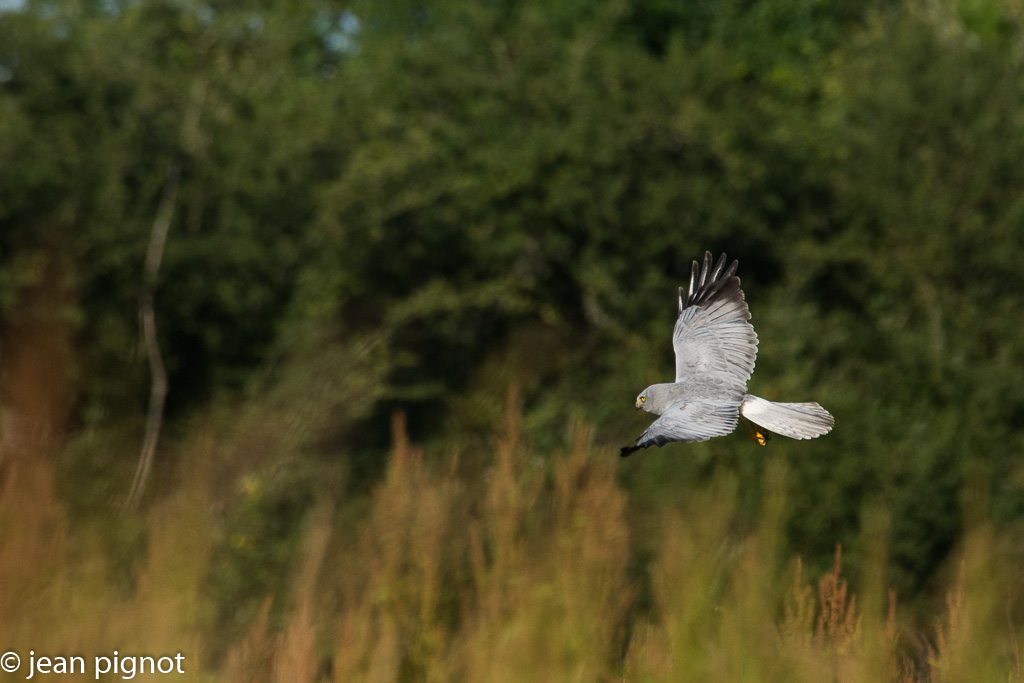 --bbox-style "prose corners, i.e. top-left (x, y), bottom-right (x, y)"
top-left (683, 252), bottom-right (741, 310)
top-left (687, 261), bottom-right (699, 306)
top-left (709, 252), bottom-right (728, 283)
top-left (722, 258), bottom-right (739, 281)
top-left (698, 251), bottom-right (713, 289)
top-left (620, 445), bottom-right (642, 457)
